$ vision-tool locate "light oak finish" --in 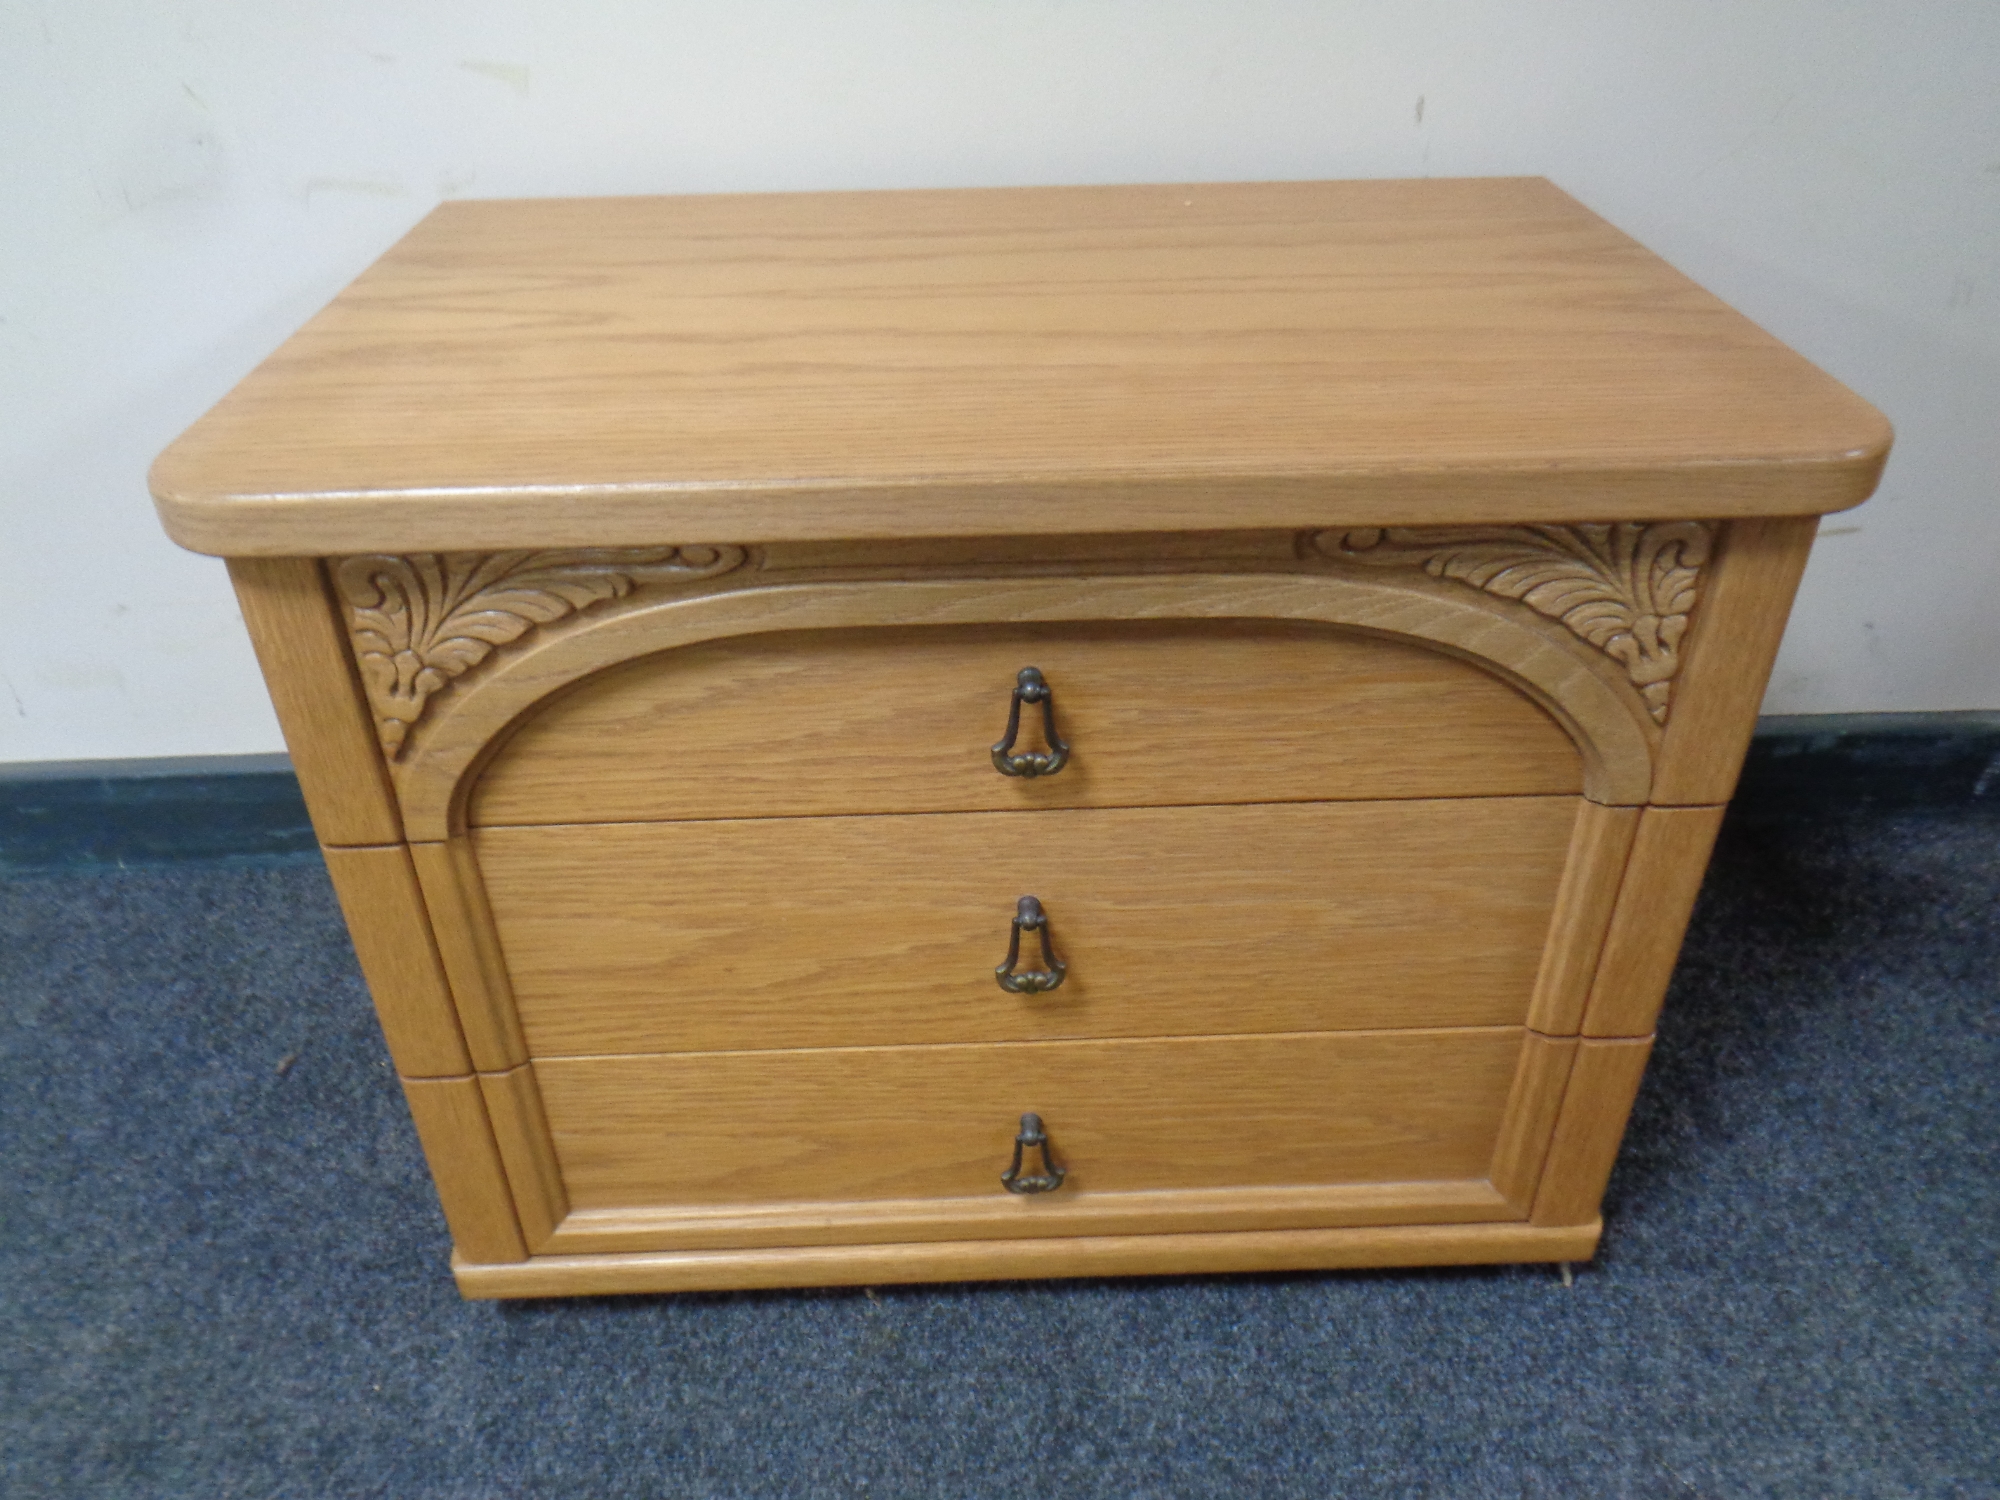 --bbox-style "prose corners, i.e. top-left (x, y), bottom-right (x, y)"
top-left (1652, 516), bottom-right (1820, 805)
top-left (453, 1219), bottom-right (1607, 1298)
top-left (469, 620), bottom-right (1583, 827)
top-left (225, 557), bottom-right (401, 846)
top-left (318, 844), bottom-right (470, 1078)
top-left (477, 799), bottom-right (1578, 1056)
top-left (398, 1075), bottom-right (528, 1264)
top-left (540, 1181), bottom-right (1517, 1257)
top-left (1581, 806), bottom-right (1729, 1038)
top-left (151, 179), bottom-right (1887, 556)
top-left (1531, 1036), bottom-right (1656, 1227)
top-left (1525, 802), bottom-right (1643, 1034)
top-left (477, 1064), bottom-right (568, 1251)
top-left (154, 181), bottom-right (1887, 1295)
top-left (1489, 1031), bottom-right (1582, 1210)
top-left (407, 838), bottom-right (525, 1071)
top-left (533, 1028), bottom-right (1525, 1213)
top-left (391, 571), bottom-right (1659, 839)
